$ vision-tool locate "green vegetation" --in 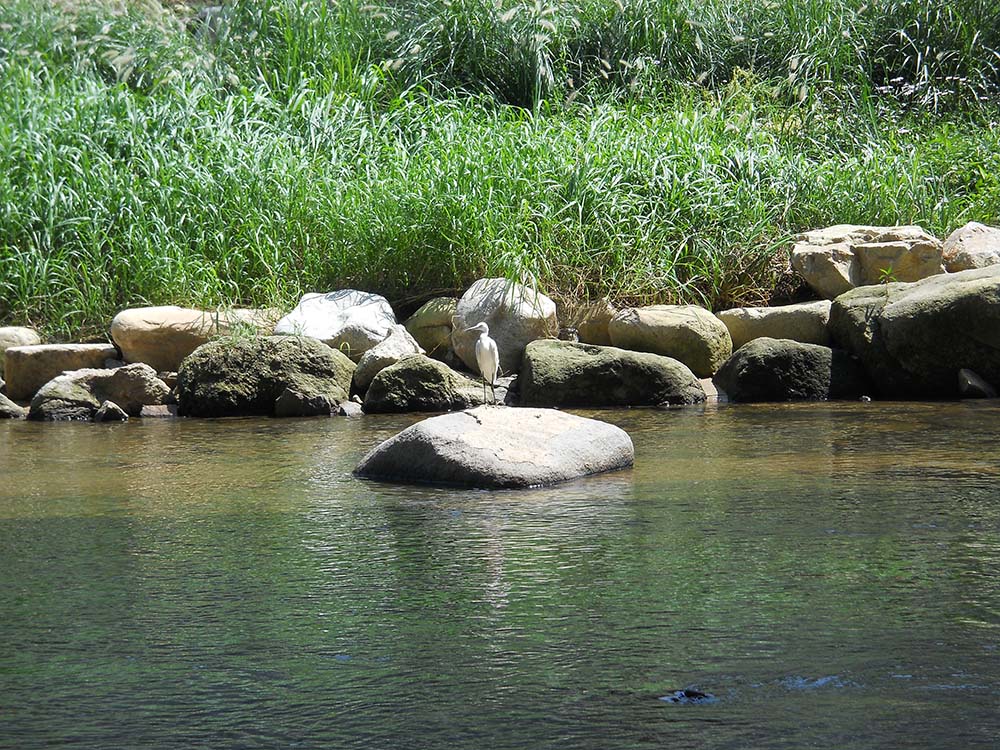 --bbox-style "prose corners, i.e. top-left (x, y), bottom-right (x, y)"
top-left (1, 0), bottom-right (999, 339)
